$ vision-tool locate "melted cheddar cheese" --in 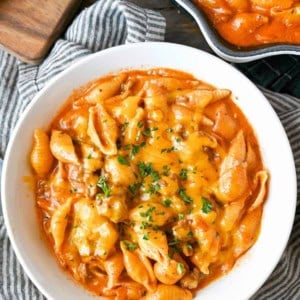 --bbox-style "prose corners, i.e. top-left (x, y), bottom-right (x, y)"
top-left (31, 68), bottom-right (268, 299)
